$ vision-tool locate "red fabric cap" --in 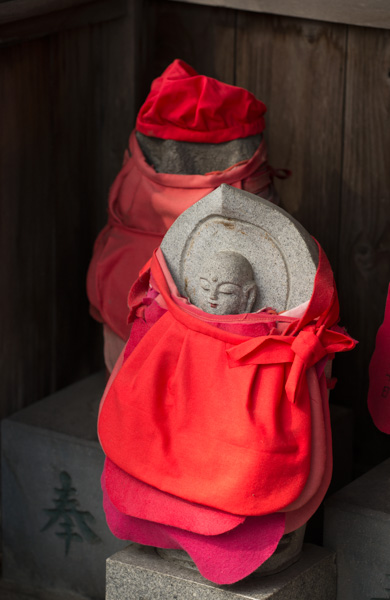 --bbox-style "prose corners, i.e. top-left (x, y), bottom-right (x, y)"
top-left (136, 59), bottom-right (267, 143)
